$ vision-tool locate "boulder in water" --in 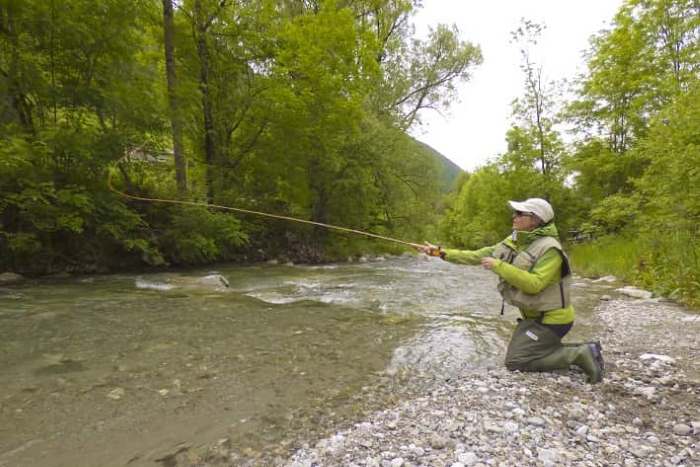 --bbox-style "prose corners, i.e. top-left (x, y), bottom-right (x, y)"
top-left (198, 274), bottom-right (229, 288)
